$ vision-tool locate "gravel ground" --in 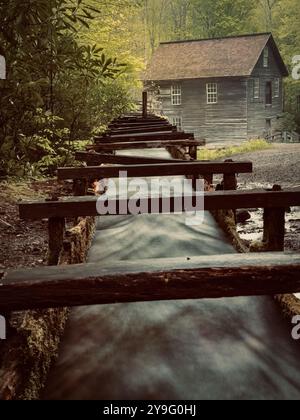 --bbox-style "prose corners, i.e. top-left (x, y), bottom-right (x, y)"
top-left (231, 143), bottom-right (300, 189)
top-left (219, 143), bottom-right (300, 252)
